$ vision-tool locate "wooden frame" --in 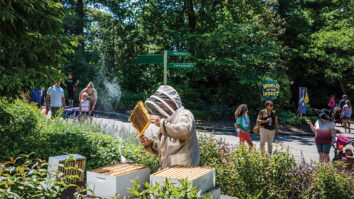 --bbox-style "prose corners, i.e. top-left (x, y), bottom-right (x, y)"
top-left (129, 101), bottom-right (150, 137)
